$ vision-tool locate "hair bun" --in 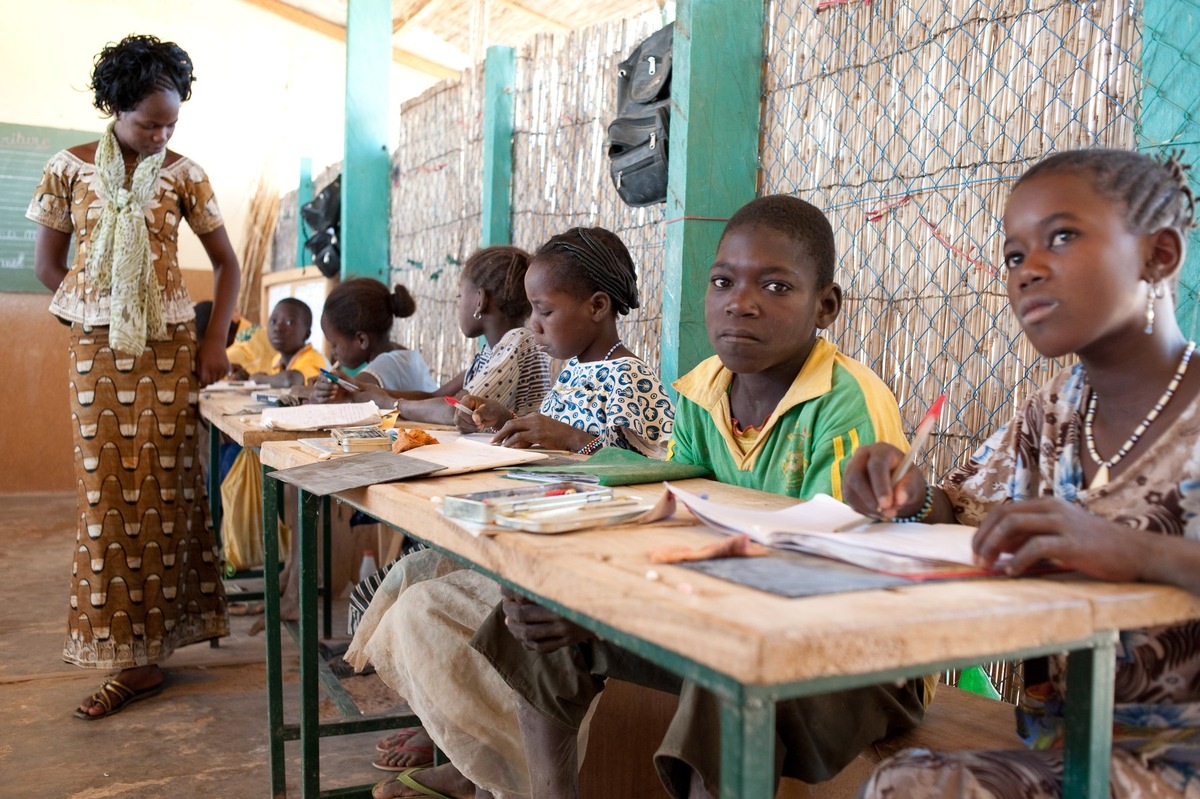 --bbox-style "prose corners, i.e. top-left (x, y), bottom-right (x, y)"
top-left (391, 284), bottom-right (416, 319)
